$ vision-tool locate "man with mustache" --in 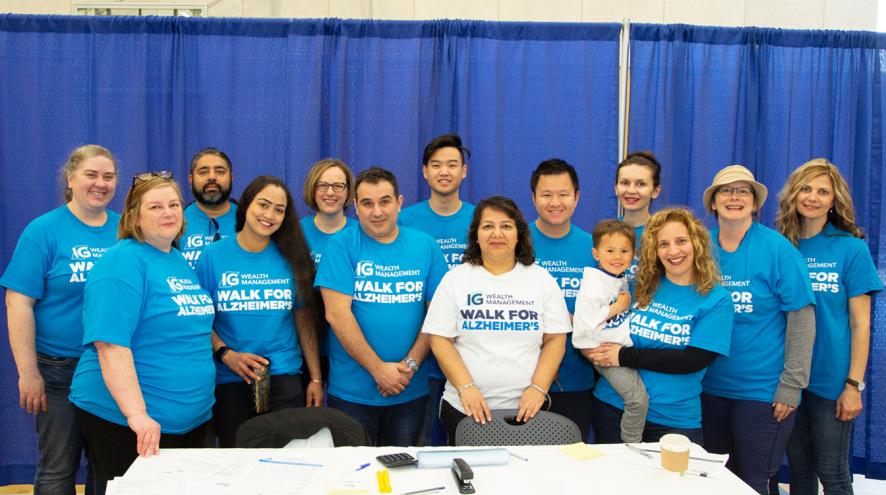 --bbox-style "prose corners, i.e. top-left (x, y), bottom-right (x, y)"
top-left (180, 147), bottom-right (237, 268)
